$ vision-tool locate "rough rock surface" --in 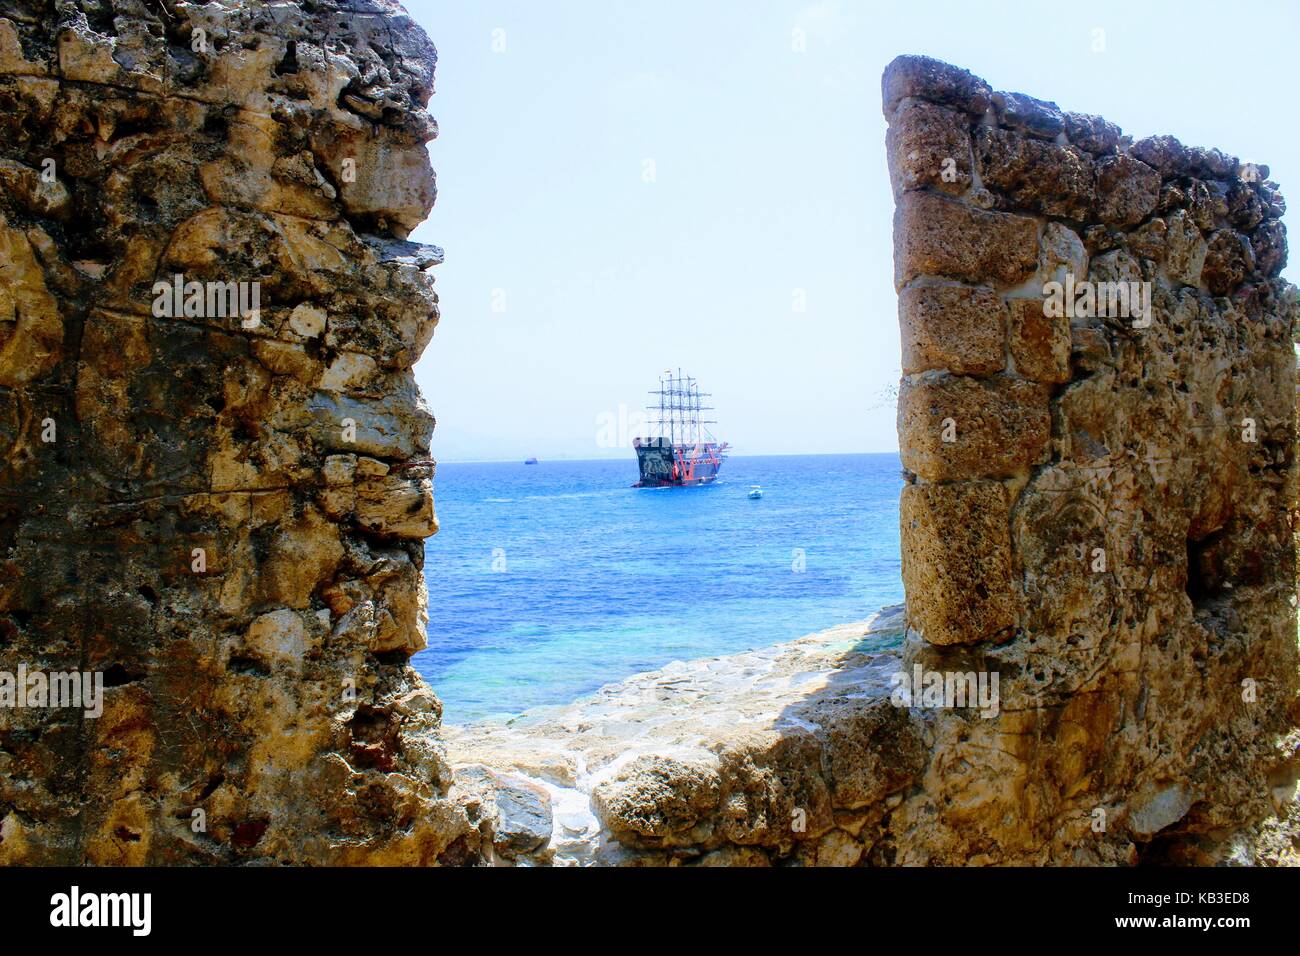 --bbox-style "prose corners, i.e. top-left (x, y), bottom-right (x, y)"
top-left (0, 0), bottom-right (478, 864)
top-left (444, 609), bottom-right (923, 866)
top-left (887, 56), bottom-right (1298, 864)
